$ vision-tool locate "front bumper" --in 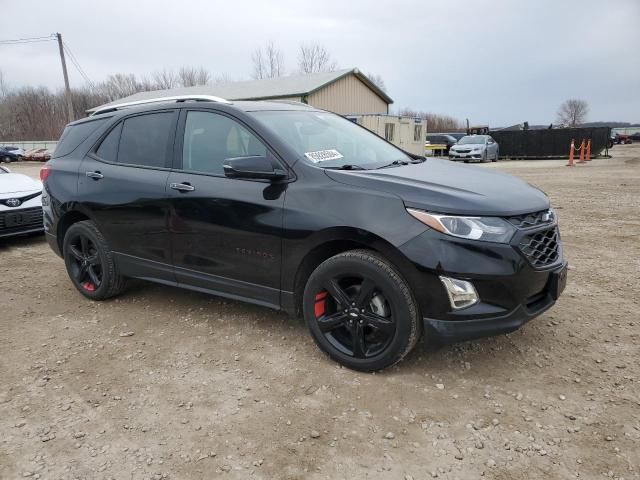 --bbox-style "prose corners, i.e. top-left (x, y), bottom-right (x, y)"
top-left (398, 222), bottom-right (566, 344)
top-left (0, 206), bottom-right (44, 239)
top-left (424, 261), bottom-right (566, 343)
top-left (449, 152), bottom-right (482, 160)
